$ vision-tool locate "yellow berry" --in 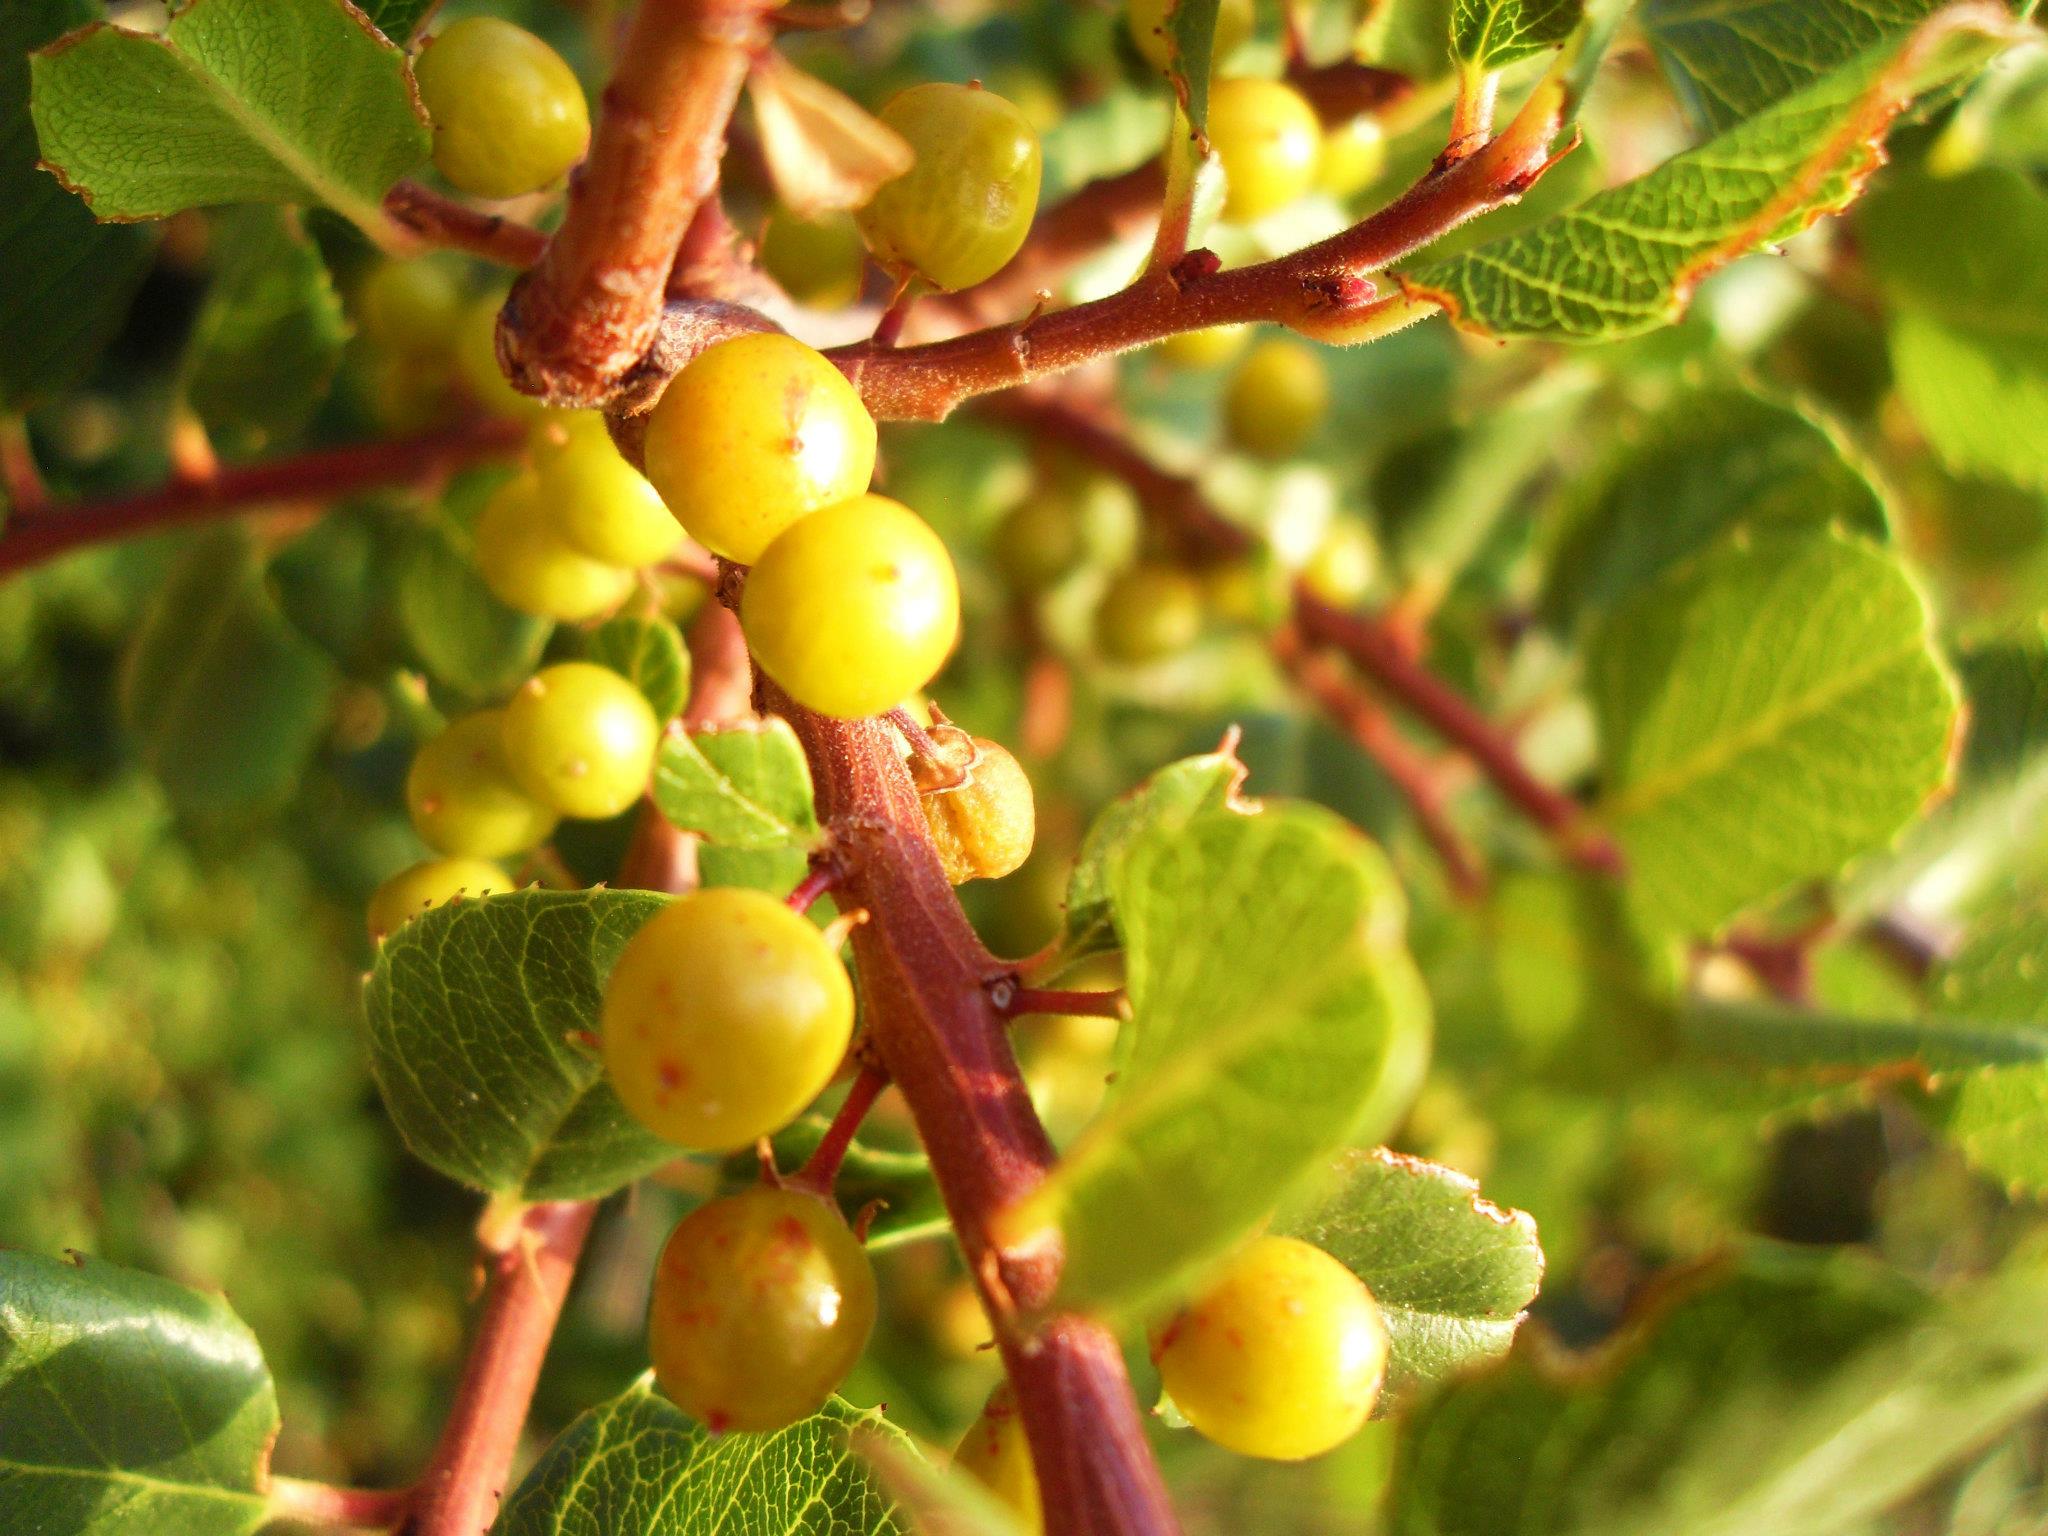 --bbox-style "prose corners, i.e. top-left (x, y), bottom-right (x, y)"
top-left (1299, 517), bottom-right (1379, 606)
top-left (1157, 323), bottom-right (1251, 371)
top-left (759, 209), bottom-right (866, 309)
top-left (355, 256), bottom-right (466, 359)
top-left (643, 333), bottom-right (877, 564)
top-left (367, 857), bottom-right (511, 940)
top-left (501, 661), bottom-right (660, 820)
top-left (474, 474), bottom-right (636, 622)
top-left (1318, 114), bottom-right (1389, 198)
top-left (454, 293), bottom-right (546, 420)
top-left (537, 427), bottom-right (681, 569)
top-left (412, 17), bottom-right (590, 199)
top-left (1095, 563), bottom-right (1204, 663)
top-left (406, 709), bottom-right (559, 859)
top-left (1208, 78), bottom-right (1322, 224)
top-left (602, 888), bottom-right (855, 1150)
top-left (1152, 1235), bottom-right (1388, 1461)
top-left (1224, 338), bottom-right (1328, 459)
top-left (742, 494), bottom-right (960, 719)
